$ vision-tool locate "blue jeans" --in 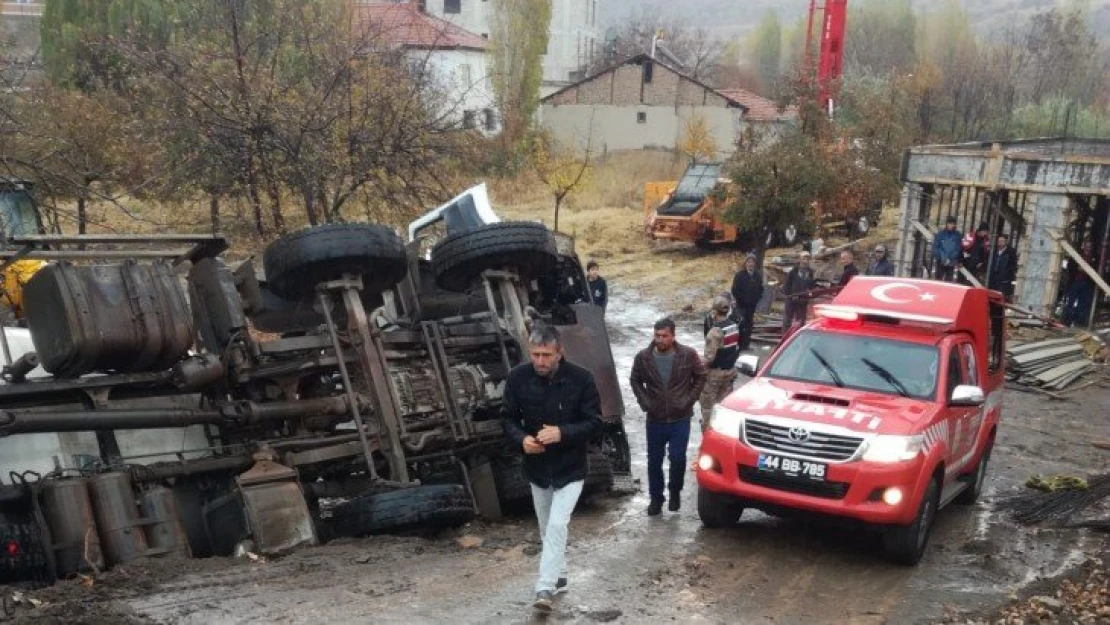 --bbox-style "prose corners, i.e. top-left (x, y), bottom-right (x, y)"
top-left (530, 480), bottom-right (583, 593)
top-left (647, 418), bottom-right (692, 502)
